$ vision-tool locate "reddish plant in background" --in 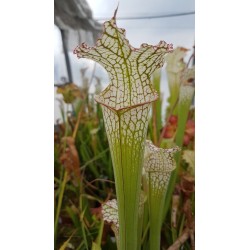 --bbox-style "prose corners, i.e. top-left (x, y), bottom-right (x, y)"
top-left (164, 115), bottom-right (195, 146)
